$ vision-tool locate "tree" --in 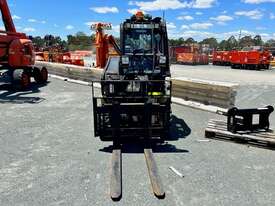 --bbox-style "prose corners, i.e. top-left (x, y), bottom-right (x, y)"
top-left (185, 37), bottom-right (196, 44)
top-left (239, 36), bottom-right (254, 48)
top-left (32, 36), bottom-right (44, 50)
top-left (200, 37), bottom-right (218, 49)
top-left (31, 35), bottom-right (68, 51)
top-left (253, 35), bottom-right (263, 46)
top-left (67, 32), bottom-right (94, 51)
top-left (44, 35), bottom-right (55, 47)
top-left (178, 37), bottom-right (185, 45)
top-left (217, 36), bottom-right (239, 50)
top-left (227, 36), bottom-right (238, 50)
top-left (169, 38), bottom-right (185, 46)
top-left (219, 40), bottom-right (228, 50)
top-left (265, 39), bottom-right (275, 47)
